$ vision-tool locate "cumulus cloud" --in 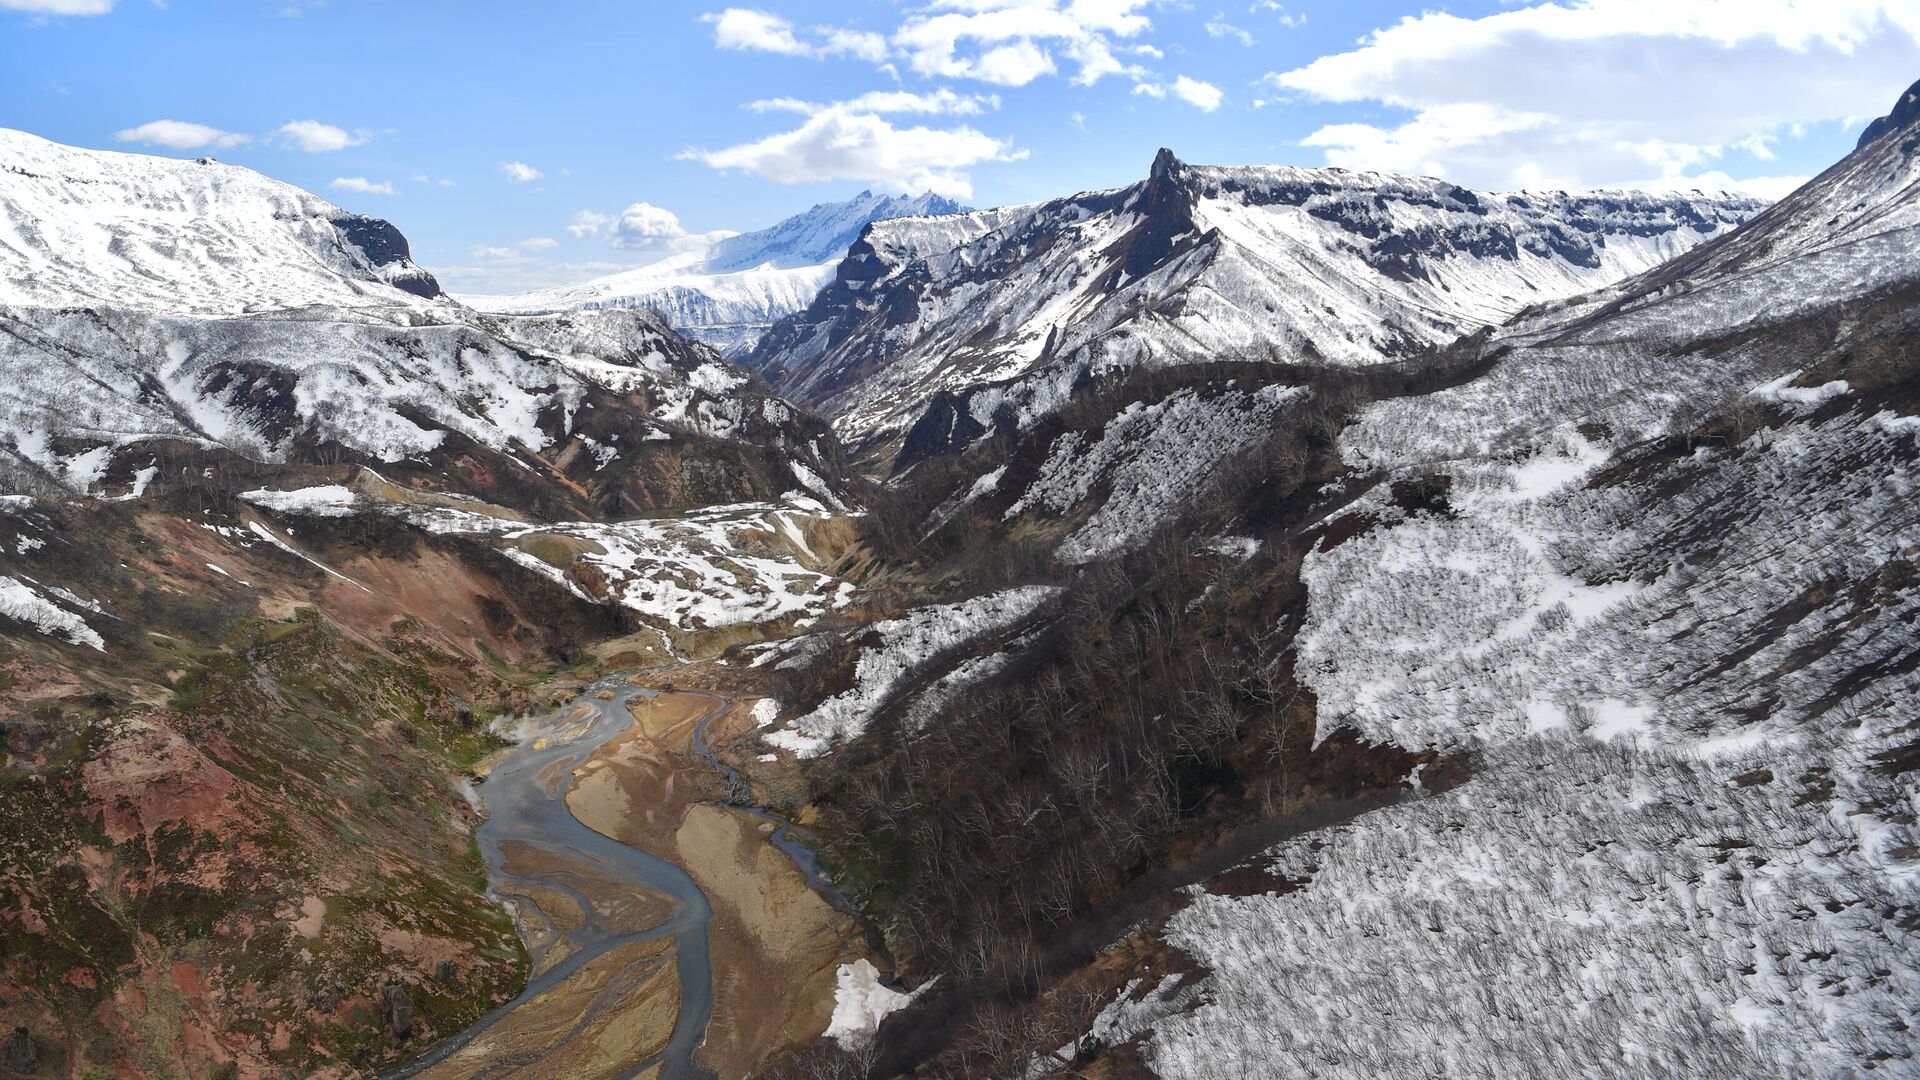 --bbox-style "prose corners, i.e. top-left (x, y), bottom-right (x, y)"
top-left (3, 0), bottom-right (113, 13)
top-left (566, 209), bottom-right (612, 238)
top-left (1269, 0), bottom-right (1920, 191)
top-left (605, 202), bottom-right (735, 252)
top-left (329, 177), bottom-right (395, 195)
top-left (704, 7), bottom-right (888, 61)
top-left (701, 2), bottom-right (1175, 88)
top-left (277, 119), bottom-right (370, 152)
top-left (705, 7), bottom-right (809, 54)
top-left (679, 104), bottom-right (1024, 198)
top-left (892, 0), bottom-right (1156, 87)
top-left (114, 119), bottom-right (250, 149)
top-left (500, 161), bottom-right (544, 184)
top-left (1133, 75), bottom-right (1224, 112)
top-left (469, 245), bottom-right (519, 259)
top-left (821, 26), bottom-right (888, 62)
top-left (520, 237), bottom-right (559, 250)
